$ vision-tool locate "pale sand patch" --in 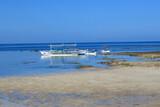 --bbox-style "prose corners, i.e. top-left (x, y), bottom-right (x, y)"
top-left (0, 67), bottom-right (160, 94)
